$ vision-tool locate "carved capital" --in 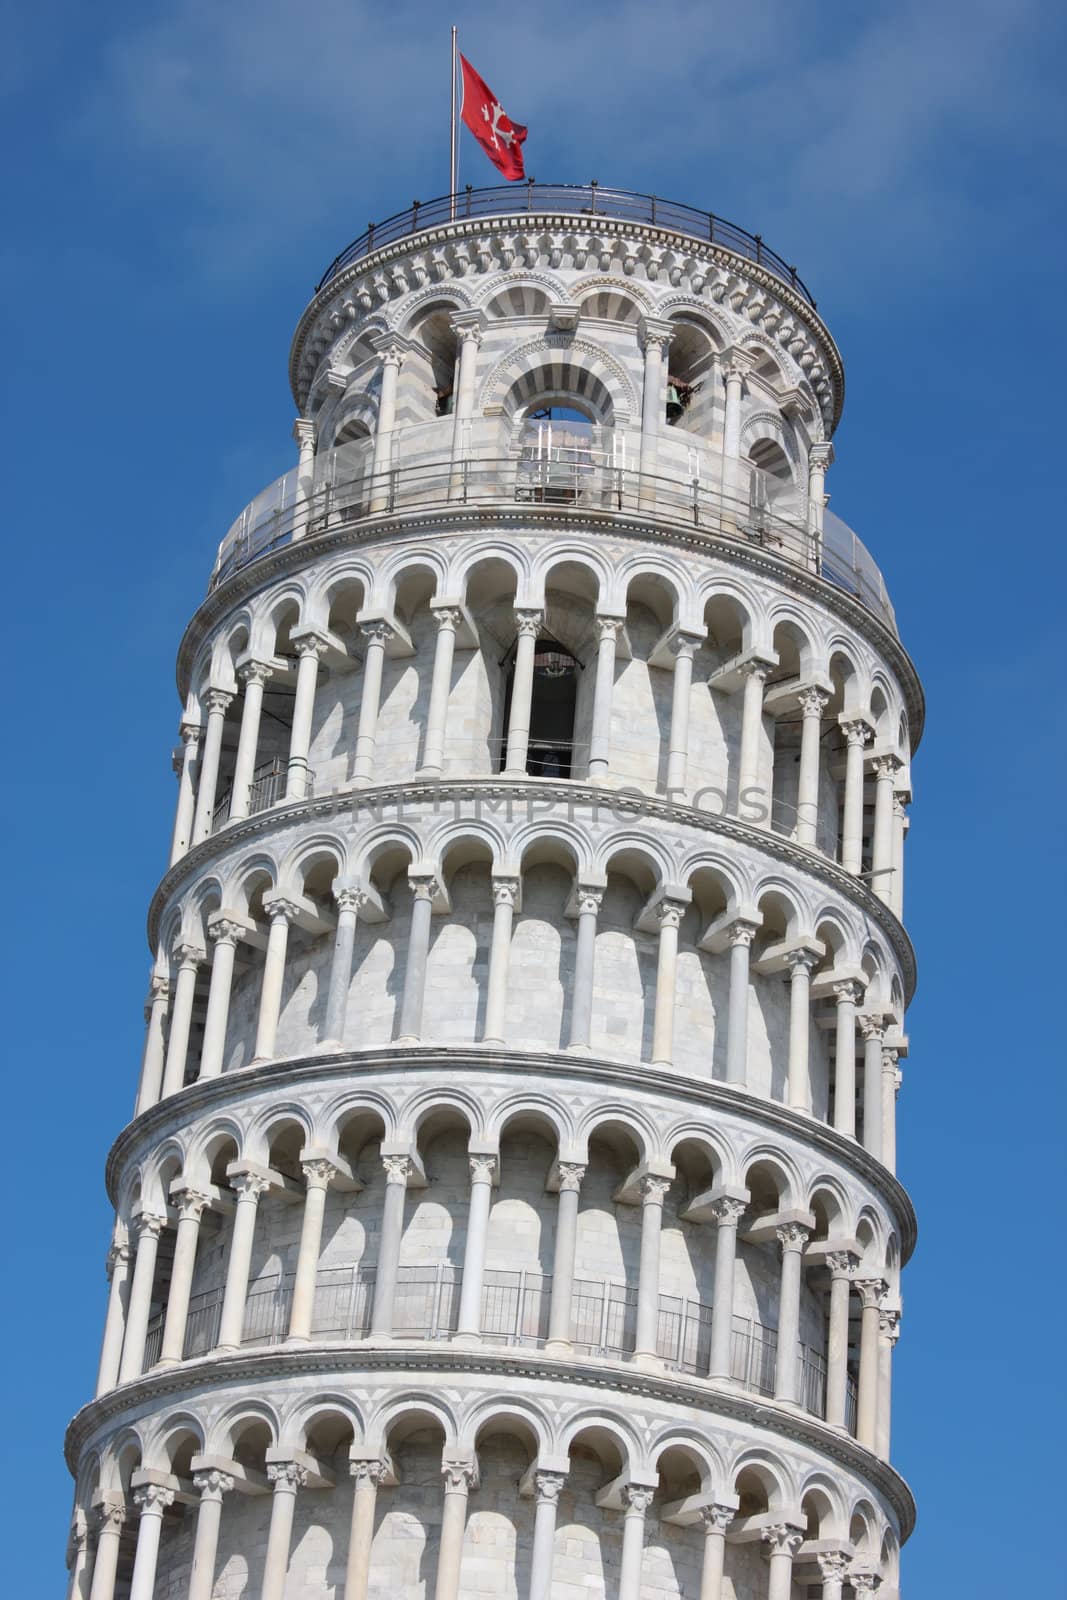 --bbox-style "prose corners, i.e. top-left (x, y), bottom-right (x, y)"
top-left (708, 1196), bottom-right (747, 1227)
top-left (534, 1470), bottom-right (566, 1505)
top-left (776, 1221), bottom-right (811, 1252)
top-left (858, 1013), bottom-right (886, 1043)
top-left (350, 1458), bottom-right (389, 1486)
top-left (179, 722), bottom-right (201, 749)
top-left (817, 1550), bottom-right (851, 1581)
top-left (209, 917), bottom-right (245, 949)
top-left (382, 1154), bottom-right (412, 1185)
top-left (595, 615), bottom-right (623, 646)
top-left (335, 886), bottom-right (363, 915)
top-left (514, 608), bottom-right (544, 638)
top-left (808, 441), bottom-right (834, 475)
top-left (172, 940), bottom-right (205, 969)
top-left (557, 1161), bottom-right (586, 1194)
top-left (783, 948), bottom-right (819, 978)
top-left (640, 1173), bottom-right (671, 1205)
top-left (268, 1461), bottom-right (308, 1492)
top-left (302, 1158), bottom-right (338, 1190)
top-left (491, 877), bottom-right (520, 910)
top-left (193, 1469), bottom-right (235, 1500)
top-left (176, 1189), bottom-right (213, 1223)
top-left (468, 1153), bottom-right (497, 1185)
top-left (263, 896), bottom-right (301, 926)
top-left (148, 974), bottom-right (171, 1005)
top-left (441, 1461), bottom-right (476, 1493)
top-left (826, 1249), bottom-right (859, 1278)
top-left (294, 632), bottom-right (329, 661)
top-left (656, 898), bottom-right (687, 932)
top-left (879, 1307), bottom-right (901, 1343)
top-left (698, 1502), bottom-right (735, 1533)
top-left (576, 887), bottom-right (604, 916)
top-left (360, 620), bottom-right (396, 647)
top-left (133, 1483), bottom-right (175, 1517)
top-left (761, 1523), bottom-right (803, 1557)
top-left (107, 1242), bottom-right (131, 1275)
top-left (855, 1276), bottom-right (888, 1310)
top-left (134, 1211), bottom-right (166, 1242)
top-left (850, 1568), bottom-right (882, 1596)
top-left (231, 1171), bottom-right (271, 1203)
top-left (841, 718), bottom-right (872, 748)
top-left (204, 688), bottom-right (234, 717)
top-left (727, 918), bottom-right (760, 949)
top-left (622, 1483), bottom-right (655, 1514)
top-left (739, 658), bottom-right (772, 683)
top-left (797, 686), bottom-right (830, 718)
top-left (237, 659), bottom-right (274, 689)
top-left (94, 1500), bottom-right (126, 1535)
top-left (409, 874), bottom-right (442, 904)
top-left (833, 978), bottom-right (863, 1007)
top-left (432, 606), bottom-right (463, 631)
